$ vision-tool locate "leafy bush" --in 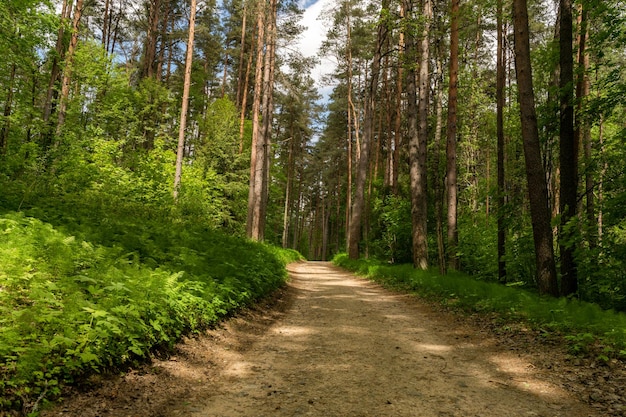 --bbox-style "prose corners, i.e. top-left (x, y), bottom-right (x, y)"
top-left (0, 212), bottom-right (293, 415)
